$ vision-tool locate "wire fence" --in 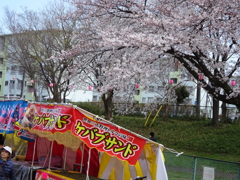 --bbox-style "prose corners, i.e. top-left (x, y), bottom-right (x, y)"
top-left (164, 152), bottom-right (240, 180)
top-left (87, 102), bottom-right (239, 122)
top-left (158, 105), bottom-right (238, 121)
